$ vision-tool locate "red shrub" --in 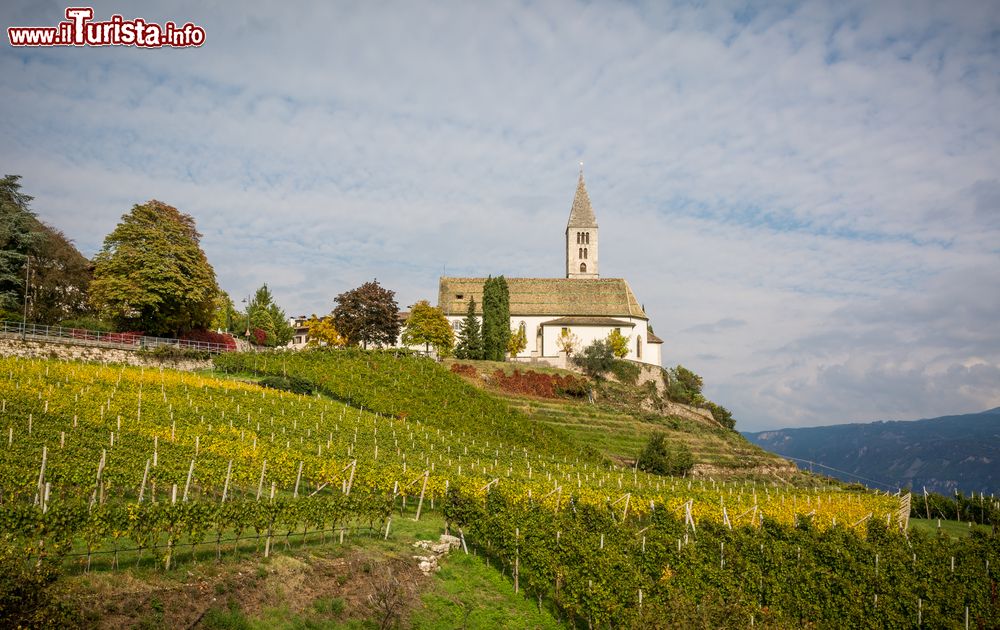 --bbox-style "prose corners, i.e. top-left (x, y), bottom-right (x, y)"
top-left (181, 329), bottom-right (238, 350)
top-left (490, 369), bottom-right (588, 399)
top-left (450, 363), bottom-right (479, 377)
top-left (251, 328), bottom-right (267, 346)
